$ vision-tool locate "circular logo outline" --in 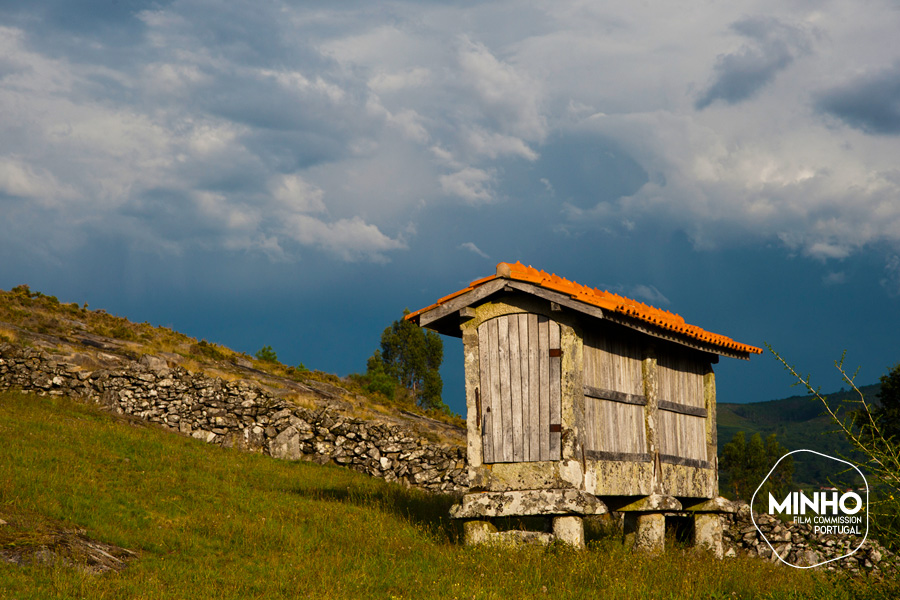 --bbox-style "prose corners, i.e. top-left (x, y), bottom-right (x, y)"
top-left (749, 449), bottom-right (869, 569)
